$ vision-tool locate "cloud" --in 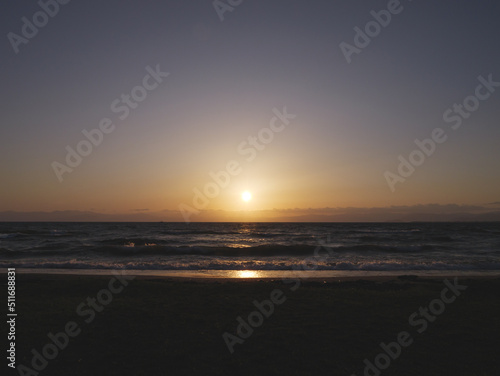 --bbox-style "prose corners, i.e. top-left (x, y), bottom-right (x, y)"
top-left (1, 204), bottom-right (499, 222)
